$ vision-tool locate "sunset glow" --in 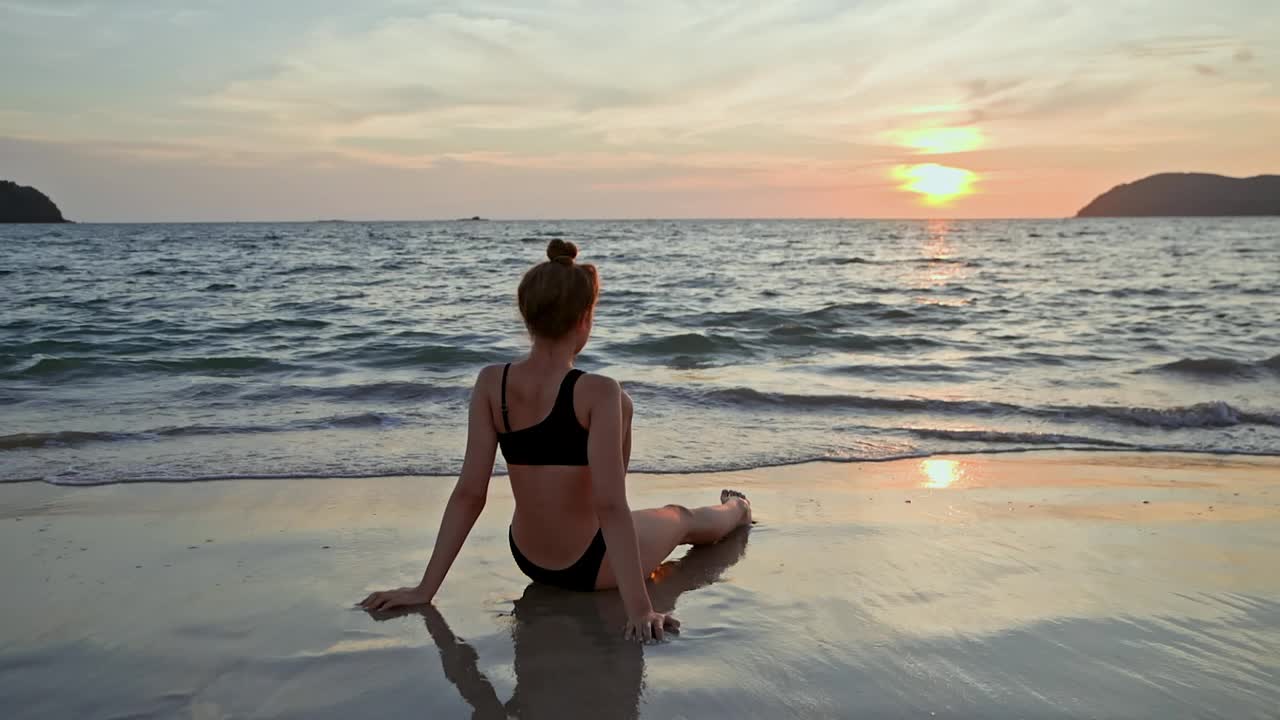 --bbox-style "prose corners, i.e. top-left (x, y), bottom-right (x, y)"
top-left (895, 127), bottom-right (984, 155)
top-left (0, 2), bottom-right (1277, 219)
top-left (894, 164), bottom-right (977, 205)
